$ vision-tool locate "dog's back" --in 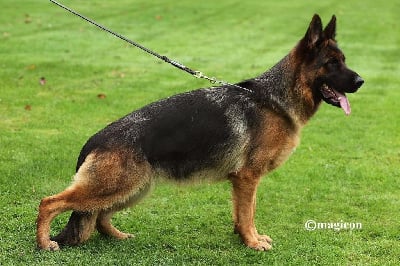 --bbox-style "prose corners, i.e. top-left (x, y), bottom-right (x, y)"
top-left (78, 87), bottom-right (258, 180)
